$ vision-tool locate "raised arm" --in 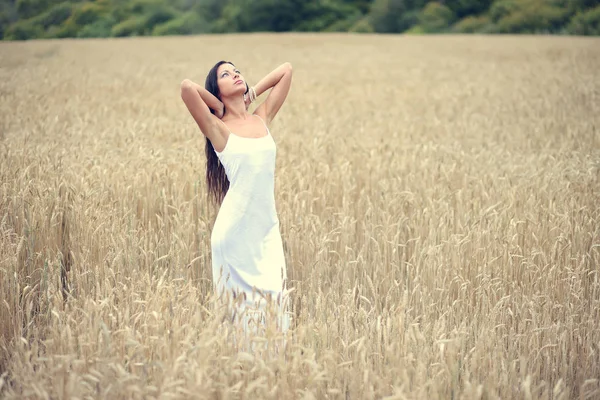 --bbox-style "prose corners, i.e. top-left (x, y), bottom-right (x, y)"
top-left (252, 62), bottom-right (293, 124)
top-left (180, 79), bottom-right (226, 142)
